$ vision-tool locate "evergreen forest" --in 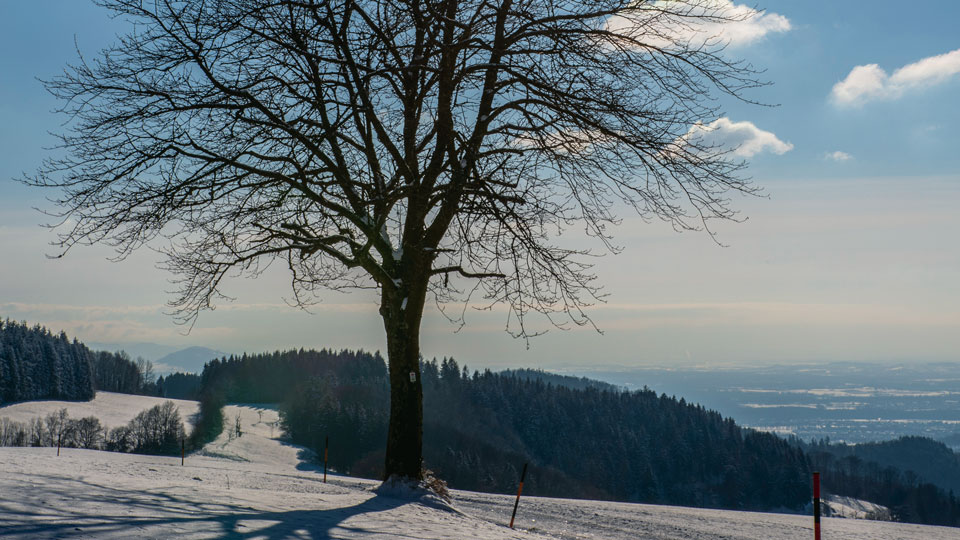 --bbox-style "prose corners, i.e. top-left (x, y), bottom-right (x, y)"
top-left (0, 320), bottom-right (95, 403)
